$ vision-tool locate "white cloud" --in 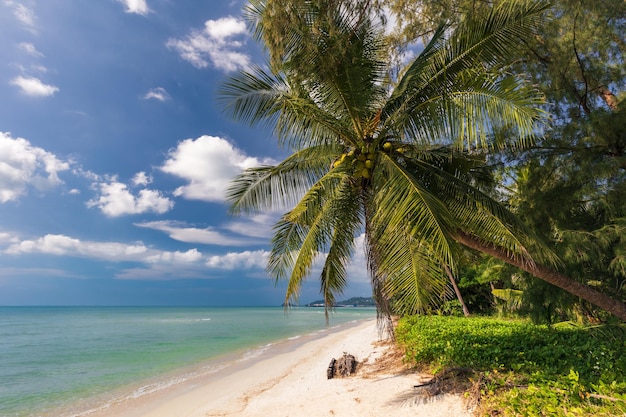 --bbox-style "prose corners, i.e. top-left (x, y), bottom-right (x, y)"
top-left (205, 250), bottom-right (269, 270)
top-left (4, 234), bottom-right (150, 260)
top-left (10, 76), bottom-right (59, 97)
top-left (87, 180), bottom-right (174, 217)
top-left (131, 171), bottom-right (152, 186)
top-left (135, 220), bottom-right (265, 246)
top-left (144, 248), bottom-right (203, 264)
top-left (166, 16), bottom-right (250, 72)
top-left (4, 234), bottom-right (206, 267)
top-left (18, 42), bottom-right (43, 57)
top-left (73, 167), bottom-right (101, 182)
top-left (114, 248), bottom-right (269, 280)
top-left (5, 1), bottom-right (37, 30)
top-left (117, 0), bottom-right (149, 15)
top-left (142, 87), bottom-right (169, 101)
top-left (3, 232), bottom-right (268, 280)
top-left (0, 132), bottom-right (70, 203)
top-left (0, 231), bottom-right (19, 245)
top-left (223, 213), bottom-right (277, 239)
top-left (344, 234), bottom-right (370, 284)
top-left (161, 135), bottom-right (272, 202)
